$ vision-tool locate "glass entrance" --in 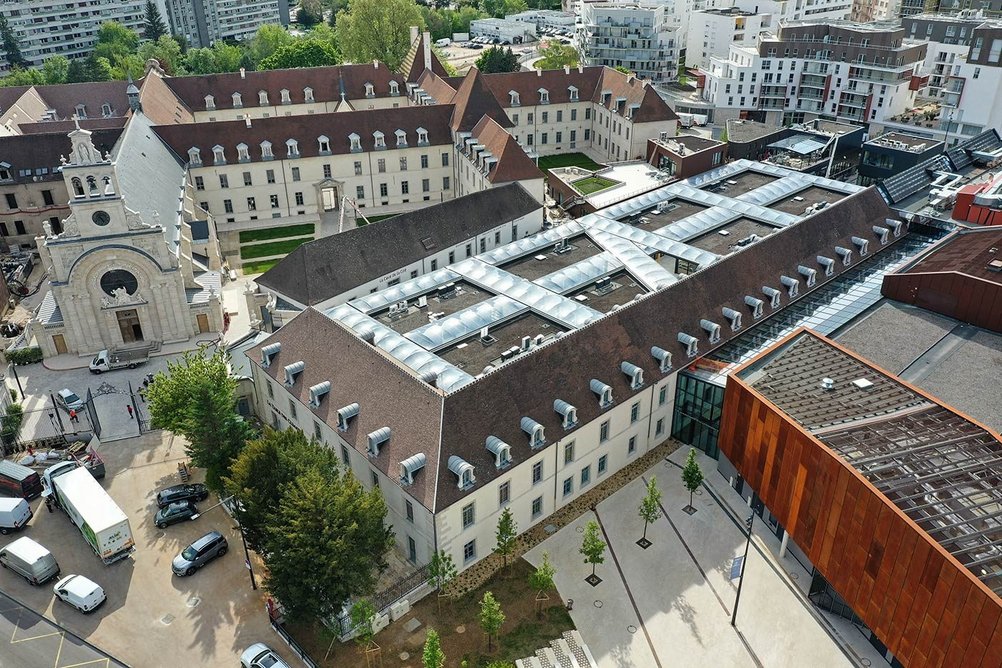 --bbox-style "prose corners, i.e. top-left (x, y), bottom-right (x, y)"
top-left (670, 372), bottom-right (725, 459)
